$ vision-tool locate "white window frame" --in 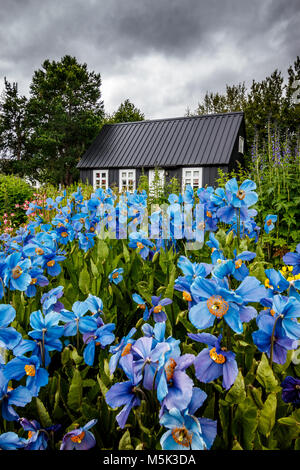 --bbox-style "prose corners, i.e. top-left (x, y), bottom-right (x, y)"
top-left (119, 168), bottom-right (136, 193)
top-left (93, 169), bottom-right (109, 190)
top-left (239, 136), bottom-right (244, 154)
top-left (182, 167), bottom-right (203, 191)
top-left (148, 168), bottom-right (165, 195)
